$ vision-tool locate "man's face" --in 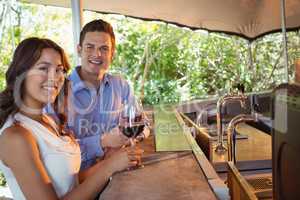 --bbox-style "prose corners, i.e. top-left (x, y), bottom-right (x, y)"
top-left (78, 31), bottom-right (114, 76)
